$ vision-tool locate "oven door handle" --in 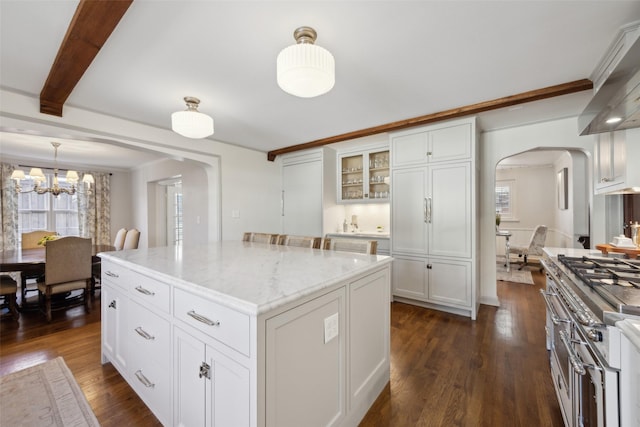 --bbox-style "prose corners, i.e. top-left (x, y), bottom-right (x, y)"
top-left (559, 330), bottom-right (586, 376)
top-left (539, 289), bottom-right (571, 325)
